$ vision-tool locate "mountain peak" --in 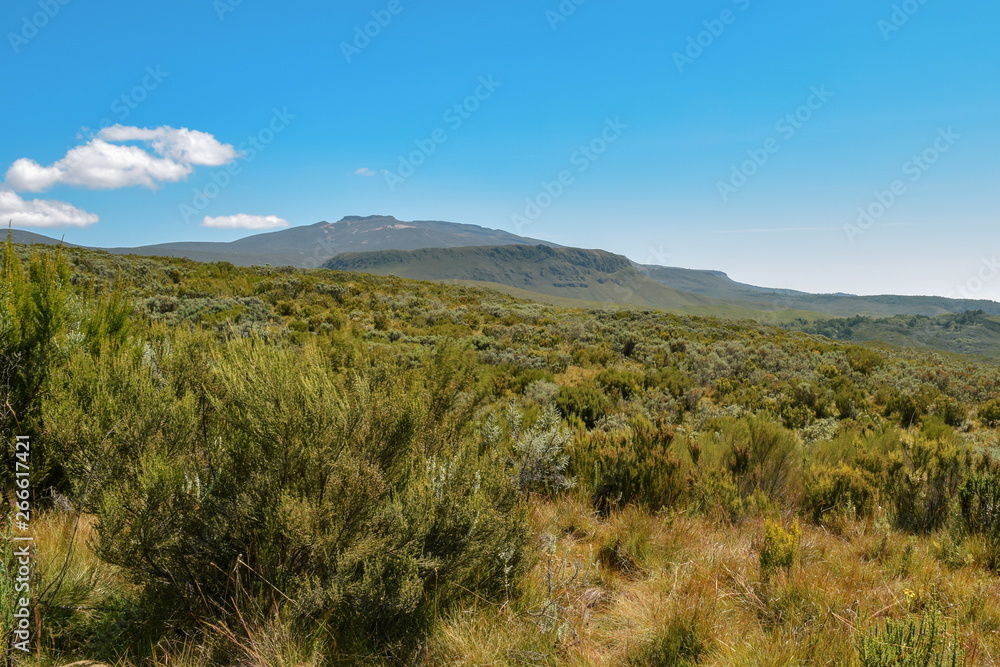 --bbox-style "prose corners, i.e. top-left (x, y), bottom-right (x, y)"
top-left (339, 215), bottom-right (399, 225)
